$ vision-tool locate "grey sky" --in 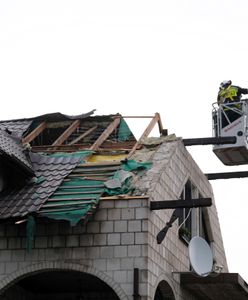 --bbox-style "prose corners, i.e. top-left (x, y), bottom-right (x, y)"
top-left (1, 0), bottom-right (248, 280)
